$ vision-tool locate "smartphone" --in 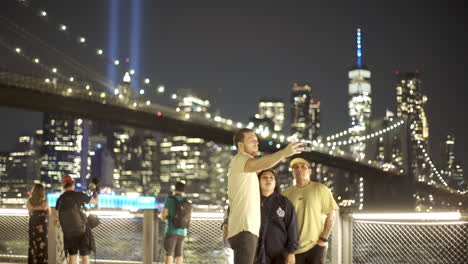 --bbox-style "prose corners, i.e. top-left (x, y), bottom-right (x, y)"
top-left (301, 141), bottom-right (313, 152)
